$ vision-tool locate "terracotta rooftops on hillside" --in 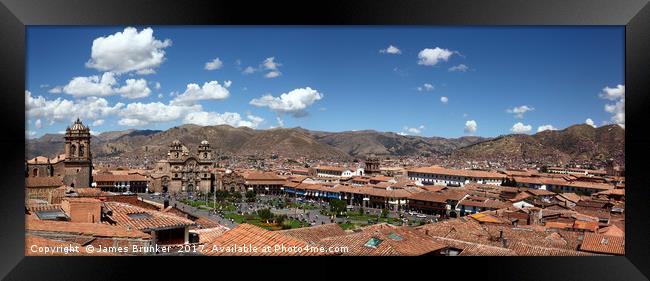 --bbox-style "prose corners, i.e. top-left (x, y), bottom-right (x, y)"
top-left (104, 202), bottom-right (195, 232)
top-left (430, 236), bottom-right (516, 256)
top-left (408, 191), bottom-right (449, 203)
top-left (190, 226), bottom-right (230, 244)
top-left (26, 217), bottom-right (151, 239)
top-left (417, 217), bottom-right (582, 251)
top-left (315, 166), bottom-right (348, 172)
top-left (318, 224), bottom-right (445, 256)
top-left (408, 166), bottom-right (504, 179)
top-left (579, 233), bottom-right (624, 255)
top-left (93, 174), bottom-right (149, 182)
top-left (598, 225), bottom-right (624, 237)
top-left (509, 242), bottom-right (601, 256)
top-left (202, 224), bottom-right (330, 256)
top-left (278, 223), bottom-right (347, 244)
